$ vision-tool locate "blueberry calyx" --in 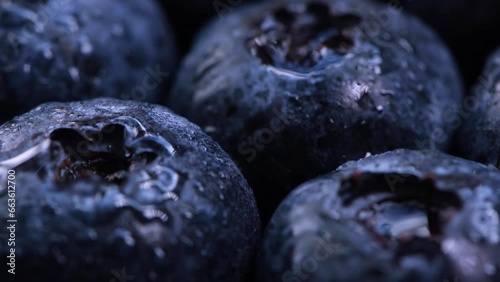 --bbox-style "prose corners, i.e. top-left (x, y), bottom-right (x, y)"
top-left (340, 172), bottom-right (462, 244)
top-left (247, 1), bottom-right (361, 71)
top-left (46, 118), bottom-right (175, 184)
